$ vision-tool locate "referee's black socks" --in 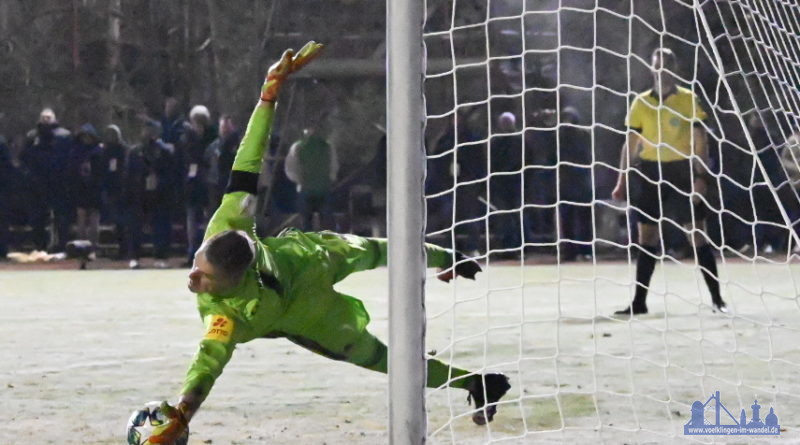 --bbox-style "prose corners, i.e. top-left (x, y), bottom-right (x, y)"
top-left (695, 243), bottom-right (722, 303)
top-left (632, 244), bottom-right (659, 310)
